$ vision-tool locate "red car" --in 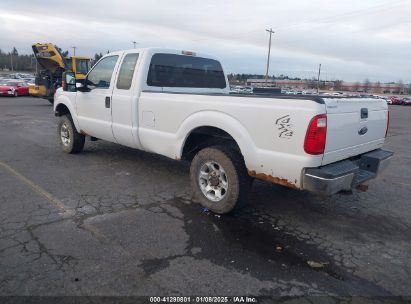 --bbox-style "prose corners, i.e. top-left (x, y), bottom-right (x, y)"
top-left (0, 80), bottom-right (29, 97)
top-left (389, 96), bottom-right (405, 105)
